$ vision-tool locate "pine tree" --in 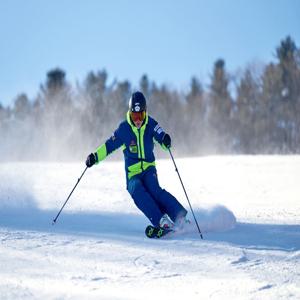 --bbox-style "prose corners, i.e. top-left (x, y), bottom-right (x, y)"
top-left (139, 74), bottom-right (151, 99)
top-left (208, 59), bottom-right (233, 152)
top-left (38, 68), bottom-right (74, 160)
top-left (235, 67), bottom-right (261, 153)
top-left (275, 36), bottom-right (300, 152)
top-left (260, 36), bottom-right (300, 152)
top-left (184, 77), bottom-right (206, 154)
top-left (82, 70), bottom-right (108, 144)
top-left (13, 93), bottom-right (31, 121)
